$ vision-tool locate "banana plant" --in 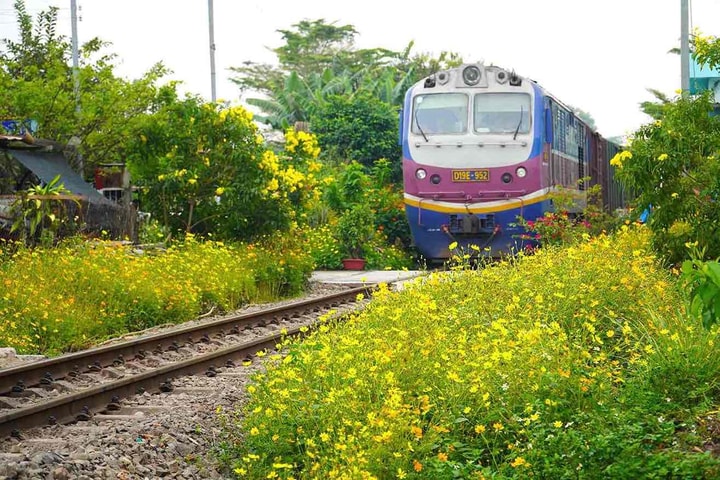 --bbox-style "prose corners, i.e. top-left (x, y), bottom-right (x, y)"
top-left (10, 174), bottom-right (78, 245)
